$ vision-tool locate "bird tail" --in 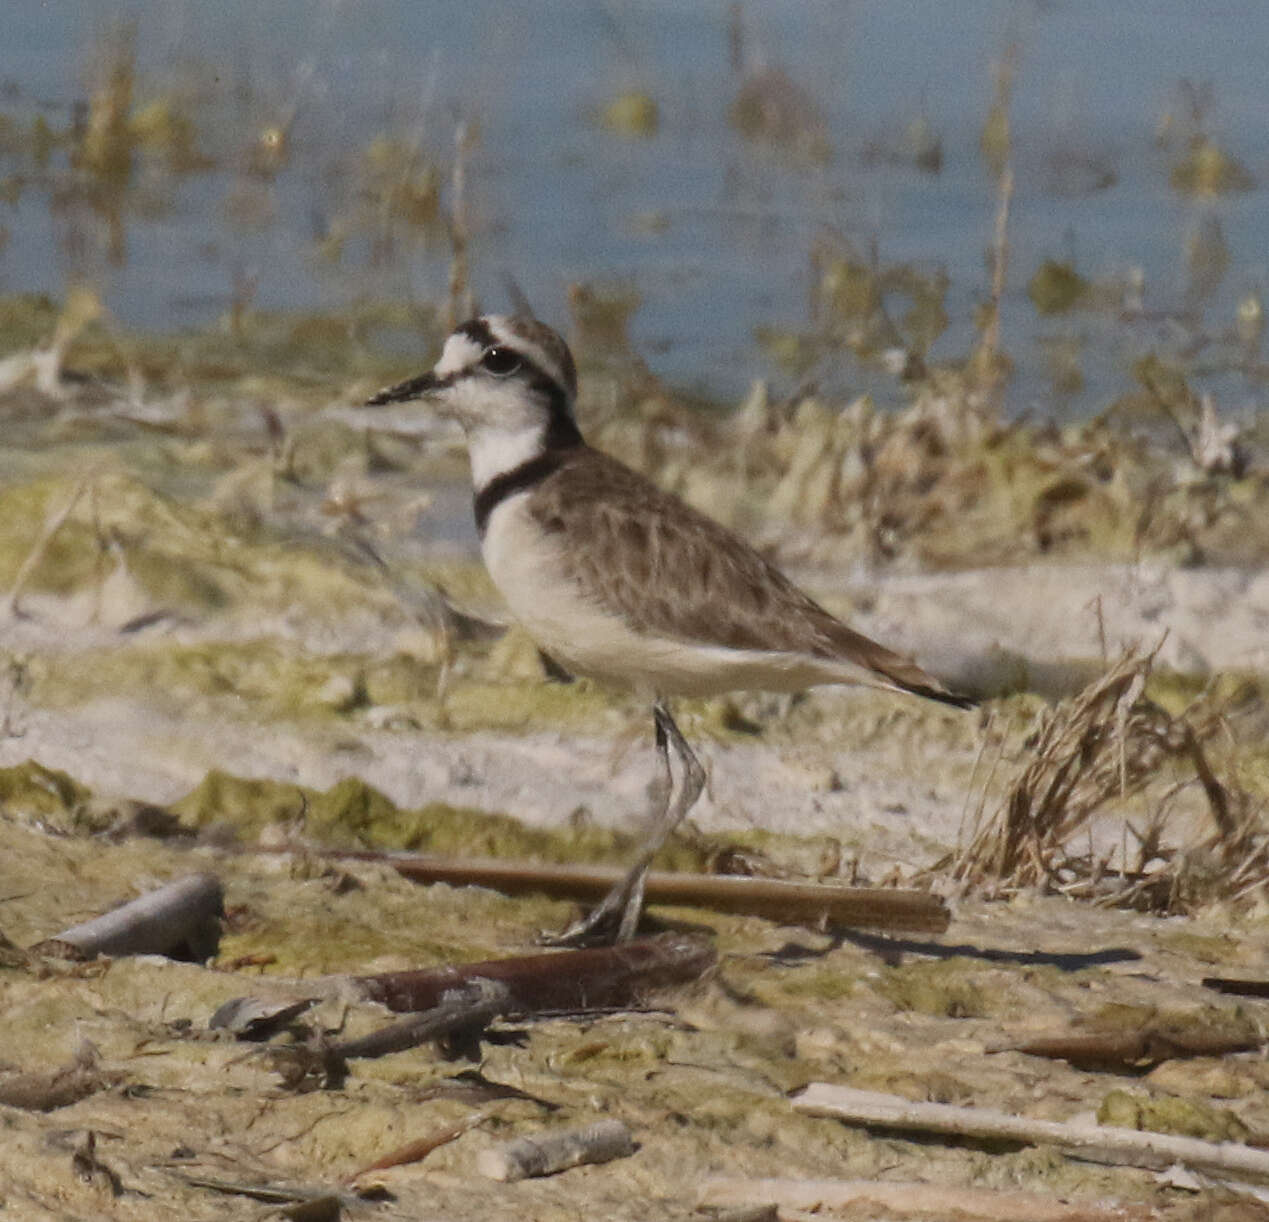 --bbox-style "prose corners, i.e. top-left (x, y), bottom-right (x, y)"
top-left (829, 624), bottom-right (977, 710)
